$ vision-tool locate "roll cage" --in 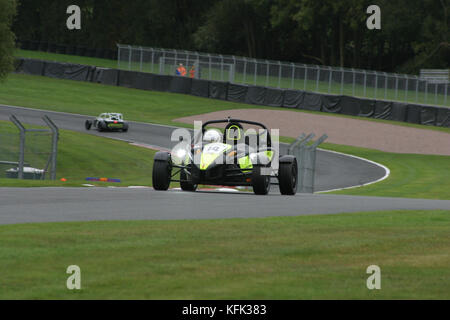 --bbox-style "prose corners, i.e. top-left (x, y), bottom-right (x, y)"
top-left (194, 118), bottom-right (272, 147)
